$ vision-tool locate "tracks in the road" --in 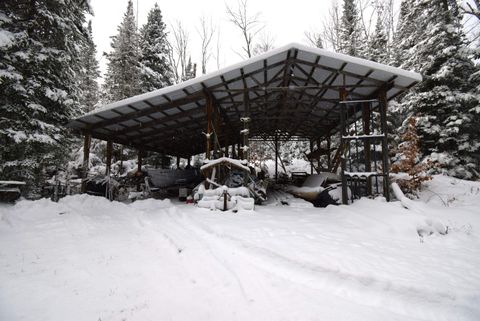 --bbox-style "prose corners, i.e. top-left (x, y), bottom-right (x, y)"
top-left (144, 207), bottom-right (251, 302)
top-left (176, 209), bottom-right (476, 321)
